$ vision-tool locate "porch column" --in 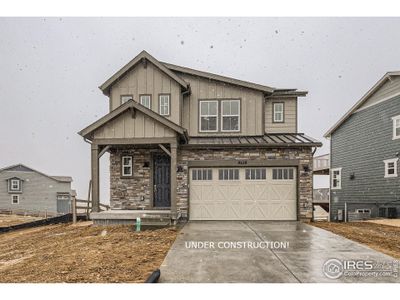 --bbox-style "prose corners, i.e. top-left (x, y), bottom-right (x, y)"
top-left (91, 143), bottom-right (100, 213)
top-left (170, 143), bottom-right (178, 219)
